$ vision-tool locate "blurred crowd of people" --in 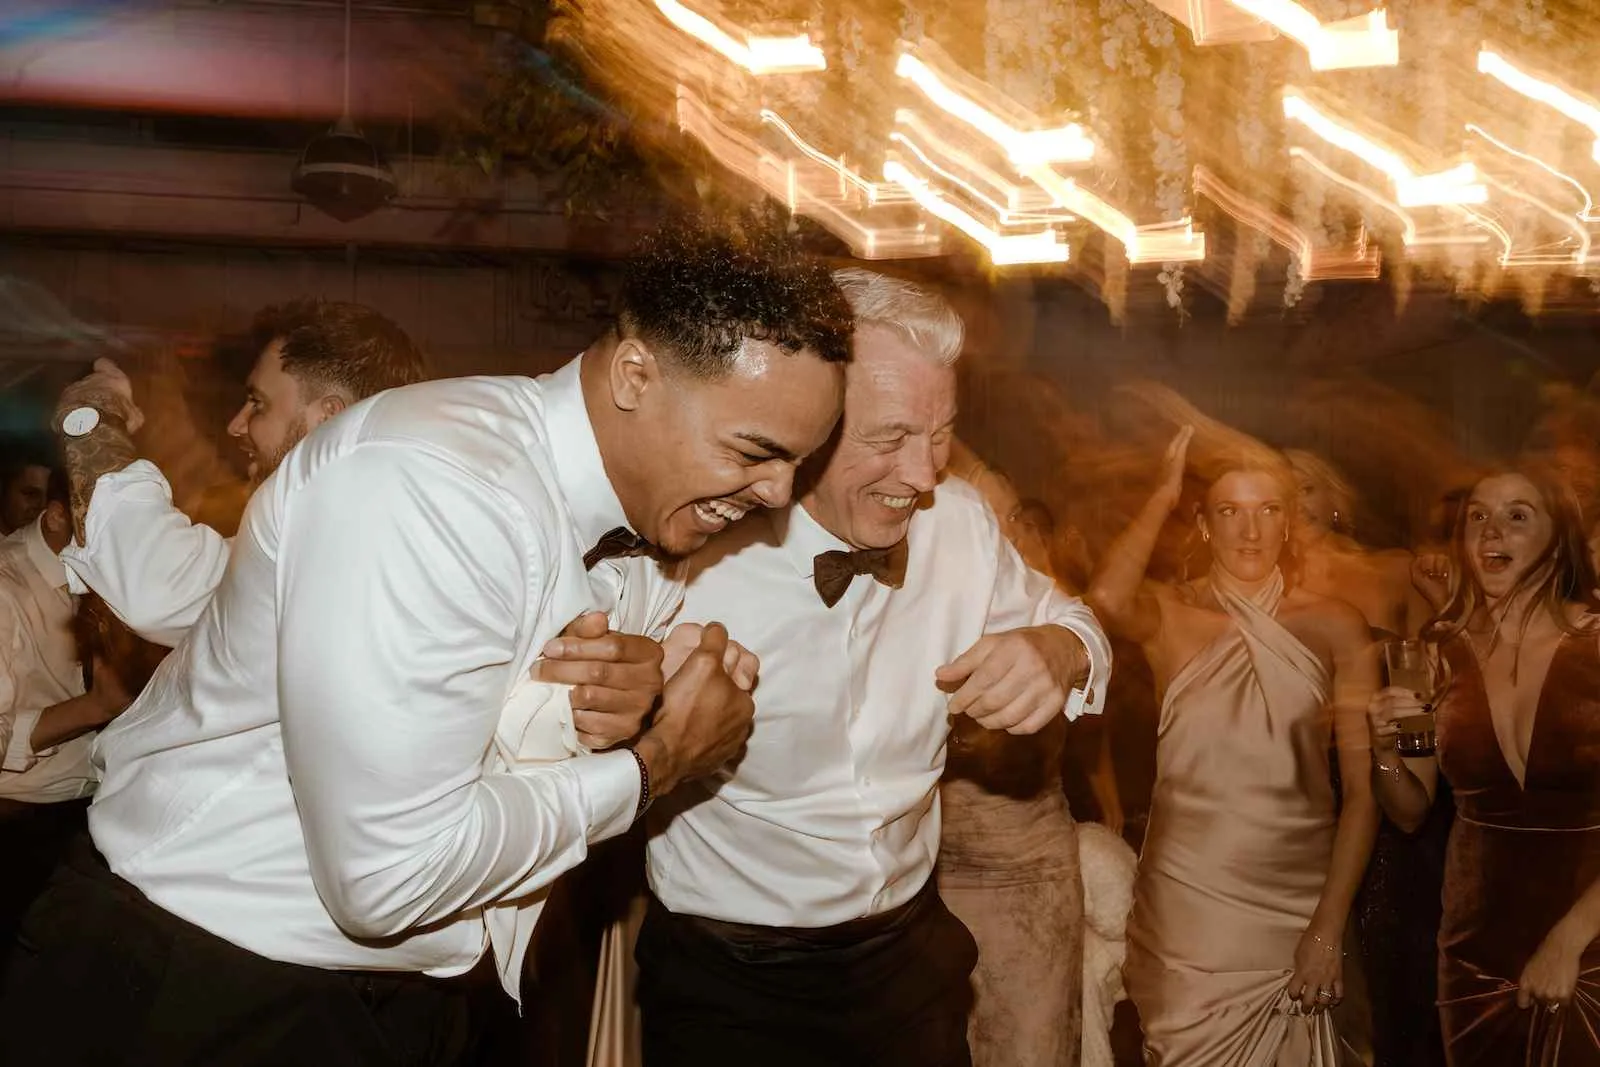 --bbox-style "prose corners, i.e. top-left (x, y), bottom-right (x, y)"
top-left (0, 212), bottom-right (1596, 1067)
